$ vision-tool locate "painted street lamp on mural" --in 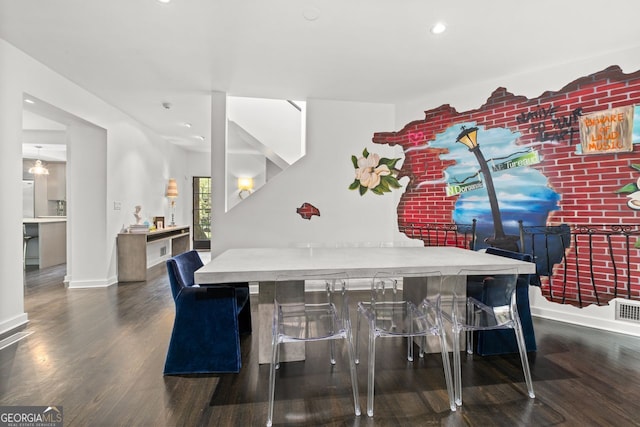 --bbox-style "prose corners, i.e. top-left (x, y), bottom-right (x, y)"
top-left (455, 126), bottom-right (520, 252)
